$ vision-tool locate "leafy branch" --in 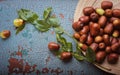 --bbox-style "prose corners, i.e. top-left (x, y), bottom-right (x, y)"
top-left (15, 7), bottom-right (110, 71)
top-left (16, 7), bottom-right (59, 33)
top-left (16, 7), bottom-right (95, 62)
